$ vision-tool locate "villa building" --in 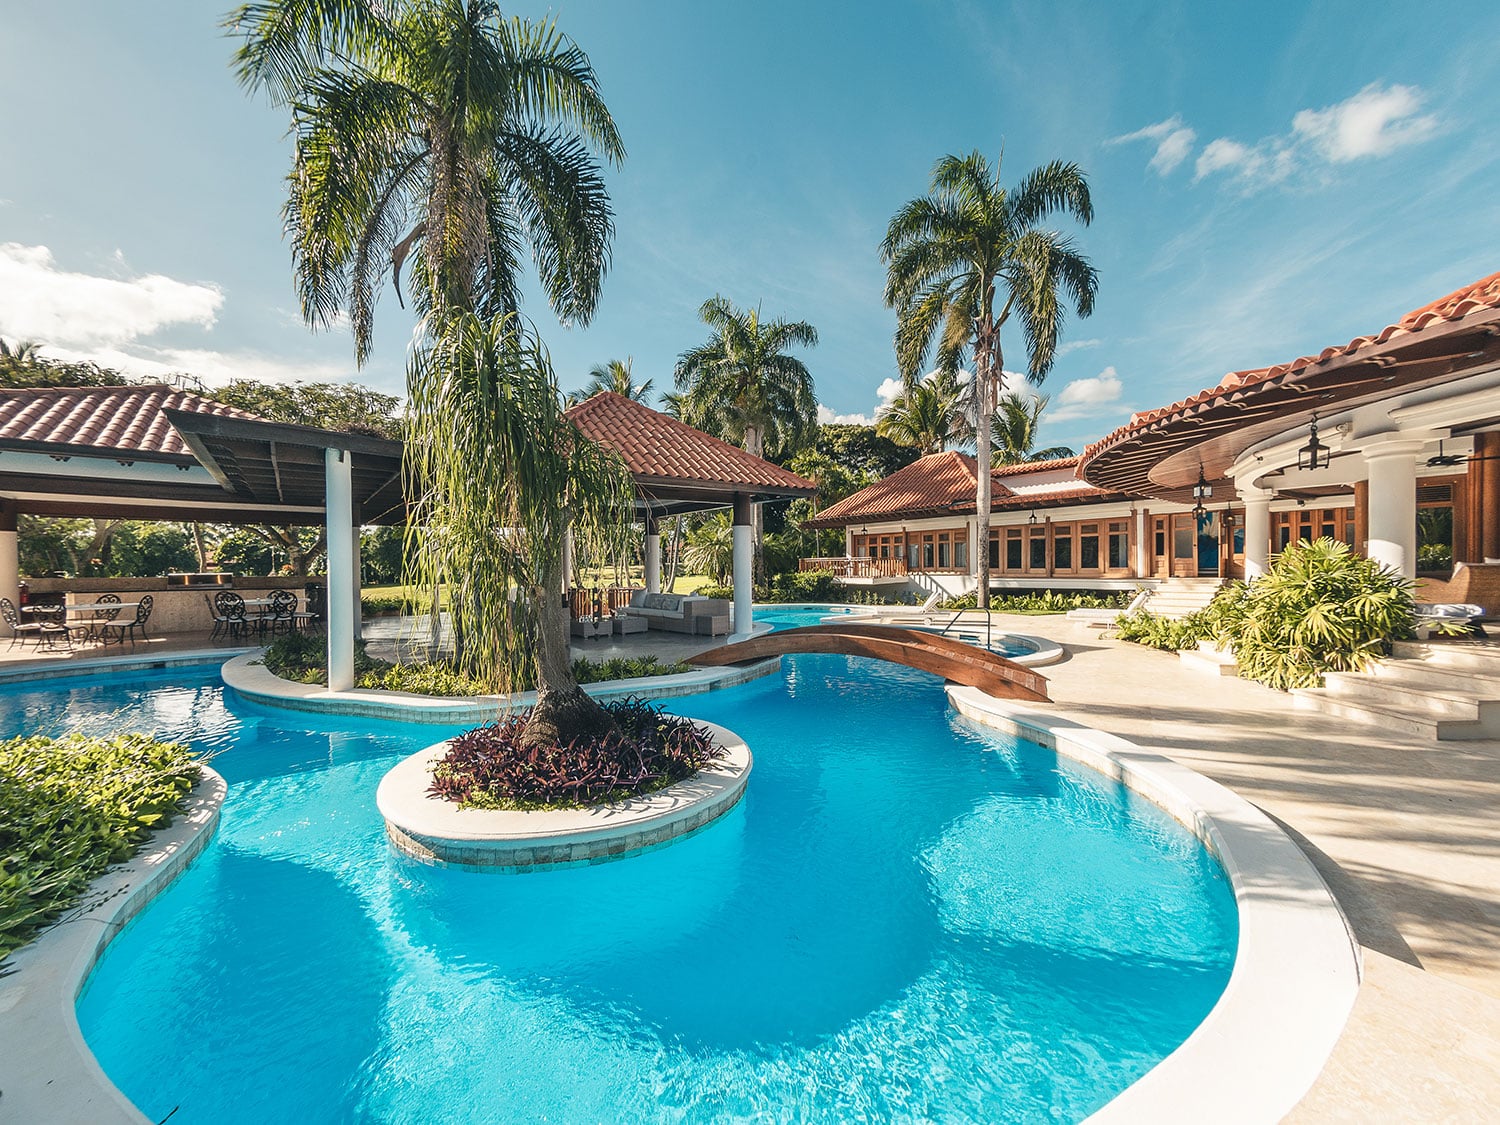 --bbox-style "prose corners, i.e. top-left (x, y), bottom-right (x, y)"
top-left (803, 270), bottom-right (1500, 606)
